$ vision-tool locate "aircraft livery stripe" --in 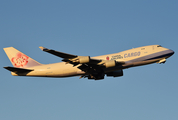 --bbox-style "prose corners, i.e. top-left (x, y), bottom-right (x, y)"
top-left (126, 50), bottom-right (173, 63)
